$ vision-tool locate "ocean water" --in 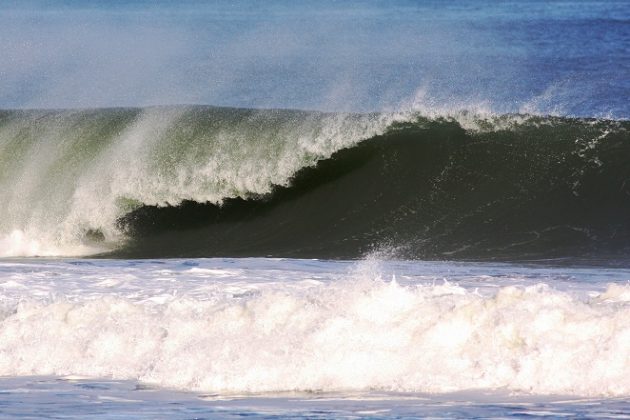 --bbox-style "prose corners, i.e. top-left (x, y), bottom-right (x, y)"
top-left (1, 0), bottom-right (630, 418)
top-left (0, 258), bottom-right (629, 418)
